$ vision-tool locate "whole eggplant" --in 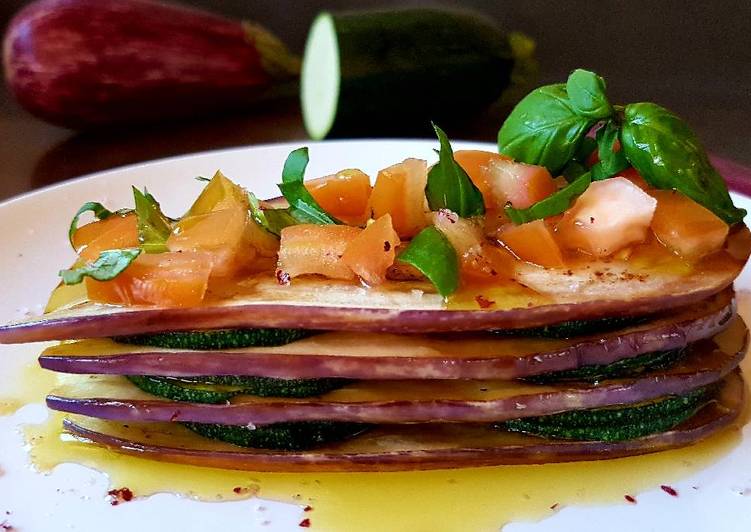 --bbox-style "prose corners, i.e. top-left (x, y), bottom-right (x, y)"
top-left (3, 0), bottom-right (299, 128)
